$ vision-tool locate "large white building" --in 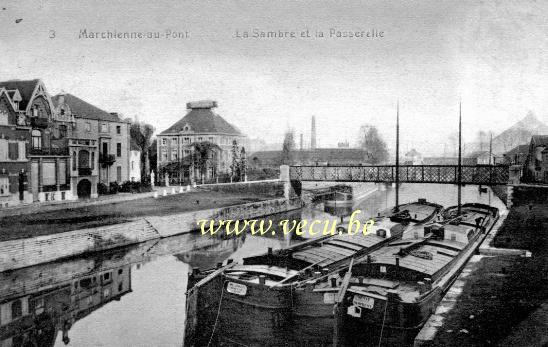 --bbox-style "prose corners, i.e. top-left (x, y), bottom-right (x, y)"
top-left (157, 100), bottom-right (247, 183)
